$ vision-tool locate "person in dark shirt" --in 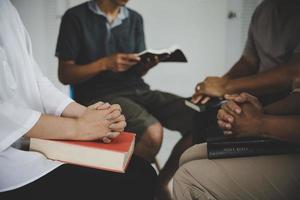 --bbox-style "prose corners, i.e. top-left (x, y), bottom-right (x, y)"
top-left (55, 0), bottom-right (197, 199)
